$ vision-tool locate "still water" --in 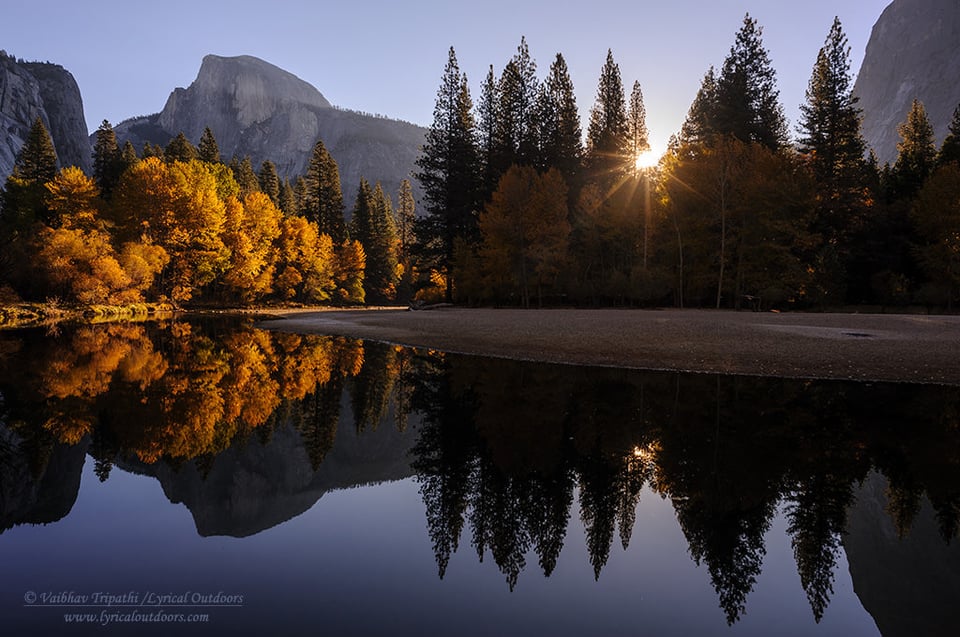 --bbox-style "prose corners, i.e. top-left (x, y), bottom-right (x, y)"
top-left (0, 318), bottom-right (957, 636)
